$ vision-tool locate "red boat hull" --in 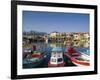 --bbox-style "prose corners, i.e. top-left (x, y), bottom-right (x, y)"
top-left (65, 47), bottom-right (90, 66)
top-left (71, 58), bottom-right (90, 66)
